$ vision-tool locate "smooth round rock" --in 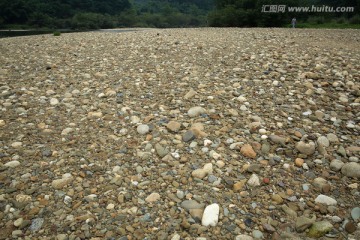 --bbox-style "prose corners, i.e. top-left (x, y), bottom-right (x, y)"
top-left (137, 124), bottom-right (150, 135)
